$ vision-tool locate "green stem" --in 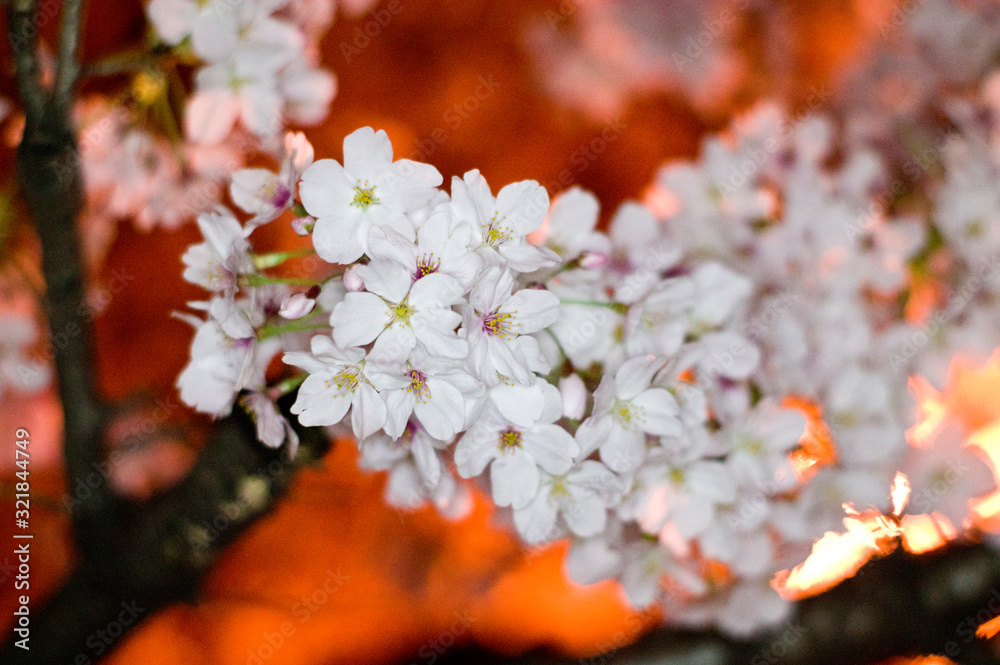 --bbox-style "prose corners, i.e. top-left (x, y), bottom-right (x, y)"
top-left (257, 318), bottom-right (329, 341)
top-left (269, 372), bottom-right (307, 398)
top-left (241, 273), bottom-right (317, 287)
top-left (81, 48), bottom-right (171, 78)
top-left (559, 298), bottom-right (628, 314)
top-left (252, 247), bottom-right (316, 270)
